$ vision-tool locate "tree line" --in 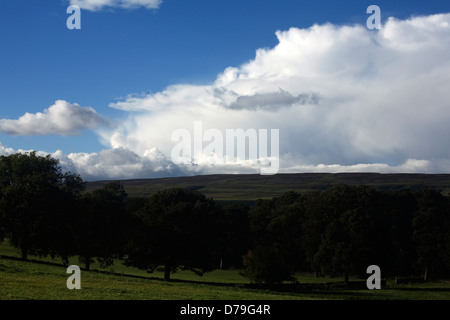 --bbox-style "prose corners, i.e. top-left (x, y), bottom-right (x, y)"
top-left (1, 152), bottom-right (450, 283)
